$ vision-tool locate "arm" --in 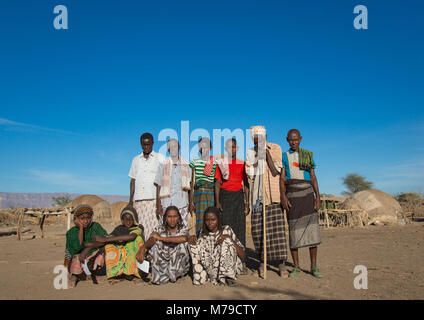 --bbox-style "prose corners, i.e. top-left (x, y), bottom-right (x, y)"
top-left (243, 165), bottom-right (250, 216)
top-left (136, 235), bottom-right (157, 263)
top-left (155, 185), bottom-right (163, 216)
top-left (280, 169), bottom-right (291, 211)
top-left (129, 178), bottom-right (135, 206)
top-left (217, 234), bottom-right (245, 260)
top-left (157, 235), bottom-right (188, 244)
top-left (73, 216), bottom-right (84, 245)
top-left (310, 168), bottom-right (321, 211)
top-left (189, 168), bottom-right (195, 215)
top-left (215, 179), bottom-right (223, 211)
top-left (79, 241), bottom-right (105, 261)
top-left (94, 234), bottom-right (137, 244)
top-left (266, 148), bottom-right (280, 177)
